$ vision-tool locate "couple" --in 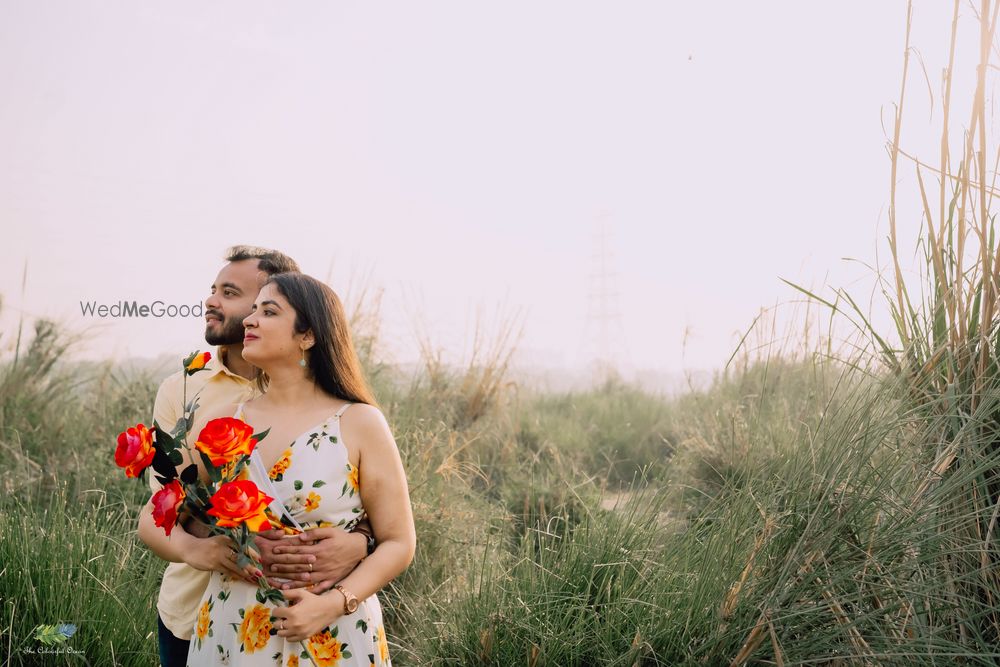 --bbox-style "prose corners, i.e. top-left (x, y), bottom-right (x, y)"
top-left (137, 246), bottom-right (415, 667)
